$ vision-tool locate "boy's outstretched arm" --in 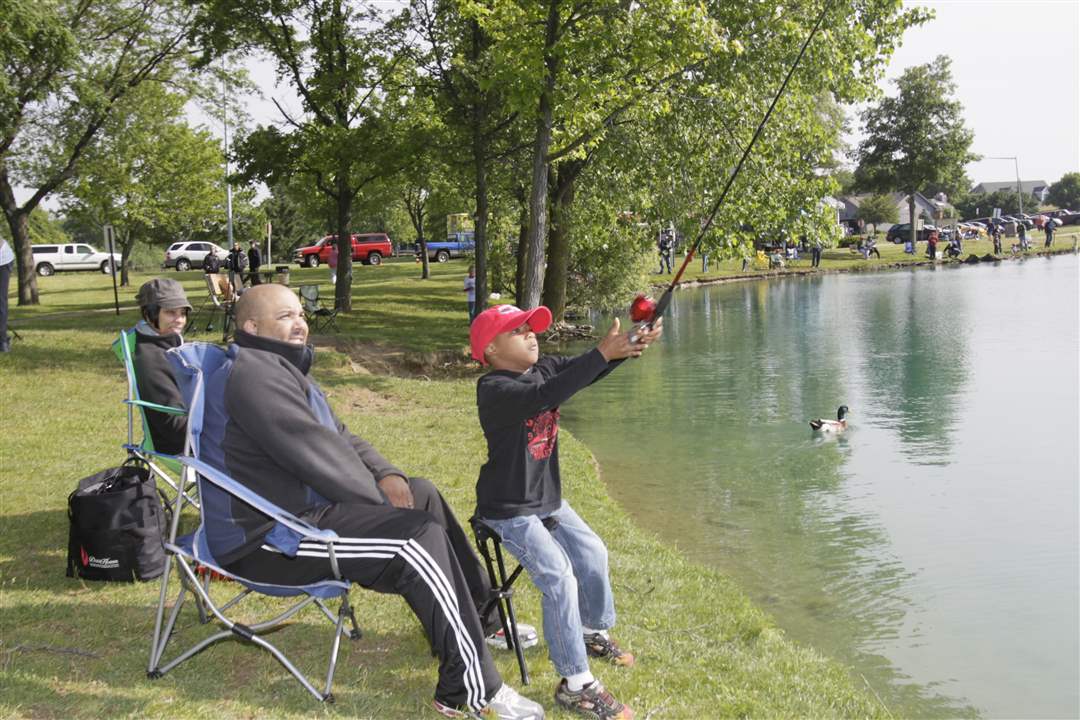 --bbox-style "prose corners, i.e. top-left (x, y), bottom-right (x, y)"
top-left (479, 318), bottom-right (663, 427)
